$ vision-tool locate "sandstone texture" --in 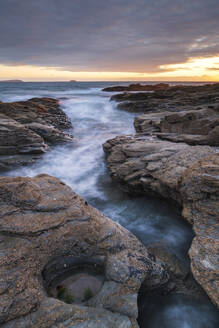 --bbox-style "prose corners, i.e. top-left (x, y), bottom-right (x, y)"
top-left (103, 135), bottom-right (216, 201)
top-left (180, 154), bottom-right (219, 306)
top-left (0, 98), bottom-right (73, 171)
top-left (135, 107), bottom-right (219, 146)
top-left (0, 174), bottom-right (168, 327)
top-left (103, 135), bottom-right (219, 307)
